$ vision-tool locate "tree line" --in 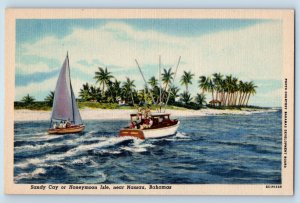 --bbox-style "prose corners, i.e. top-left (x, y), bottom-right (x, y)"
top-left (19, 67), bottom-right (257, 109)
